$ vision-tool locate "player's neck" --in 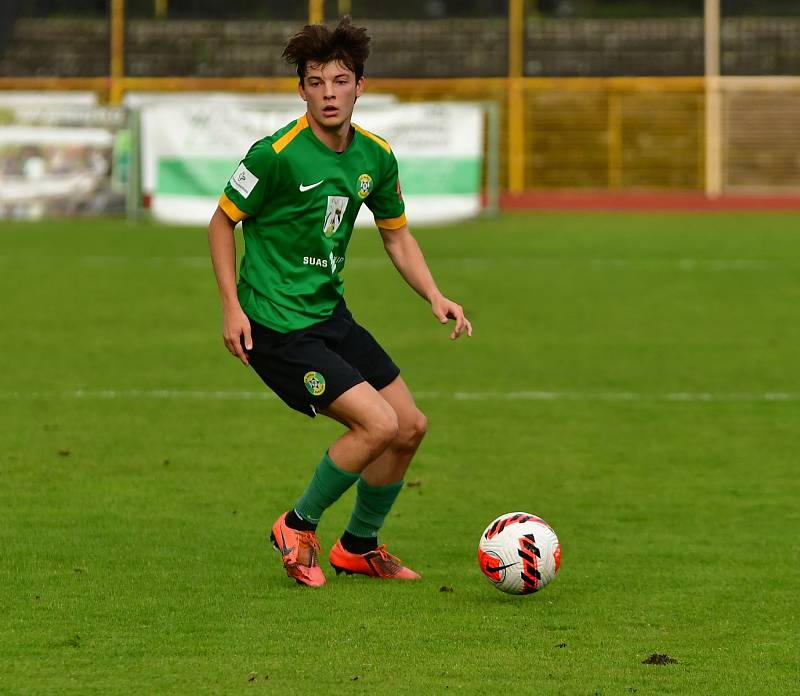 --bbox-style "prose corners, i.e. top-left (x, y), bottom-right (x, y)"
top-left (306, 111), bottom-right (353, 153)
